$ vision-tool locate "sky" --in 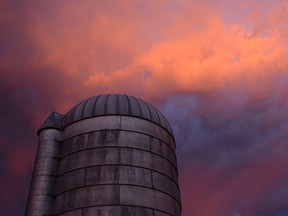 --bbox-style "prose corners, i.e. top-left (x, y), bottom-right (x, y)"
top-left (1, 0), bottom-right (288, 215)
